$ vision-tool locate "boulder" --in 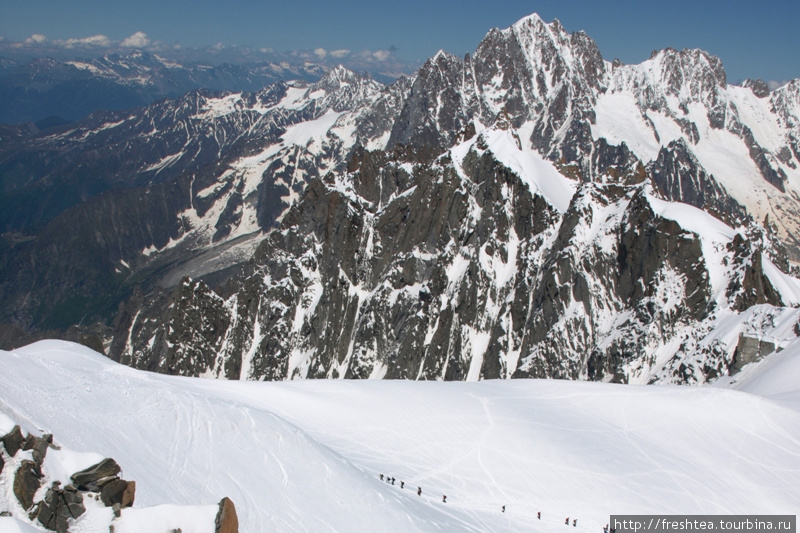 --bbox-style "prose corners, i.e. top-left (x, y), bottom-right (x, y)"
top-left (32, 435), bottom-right (52, 465)
top-left (18, 433), bottom-right (51, 465)
top-left (214, 497), bottom-right (238, 533)
top-left (61, 486), bottom-right (85, 522)
top-left (100, 478), bottom-right (135, 508)
top-left (70, 458), bottom-right (121, 490)
top-left (21, 434), bottom-right (37, 451)
top-left (13, 460), bottom-right (42, 511)
top-left (1, 425), bottom-right (24, 456)
top-left (34, 483), bottom-right (85, 533)
top-left (731, 334), bottom-right (776, 374)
